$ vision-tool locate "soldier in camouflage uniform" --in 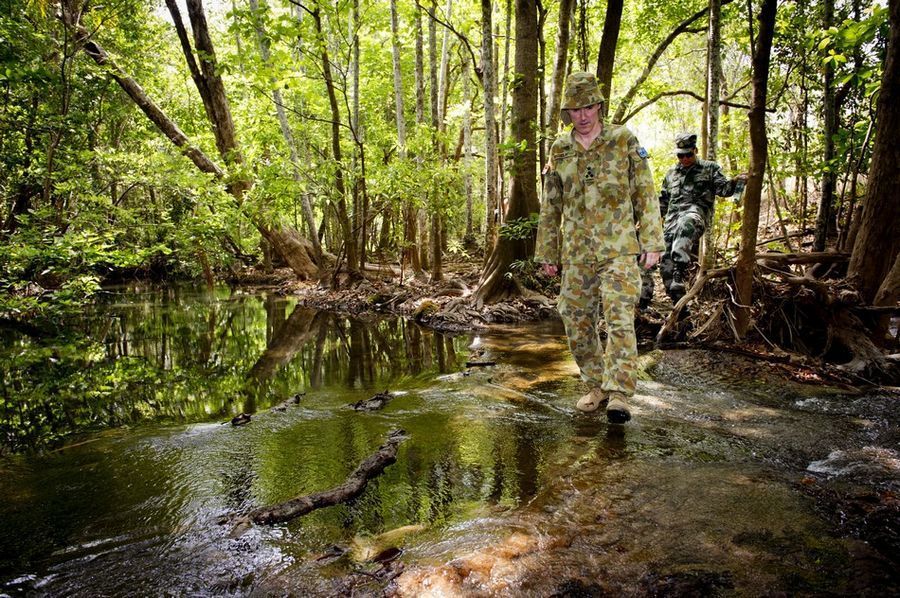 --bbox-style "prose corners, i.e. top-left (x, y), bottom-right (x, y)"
top-left (639, 132), bottom-right (746, 307)
top-left (535, 72), bottom-right (665, 424)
